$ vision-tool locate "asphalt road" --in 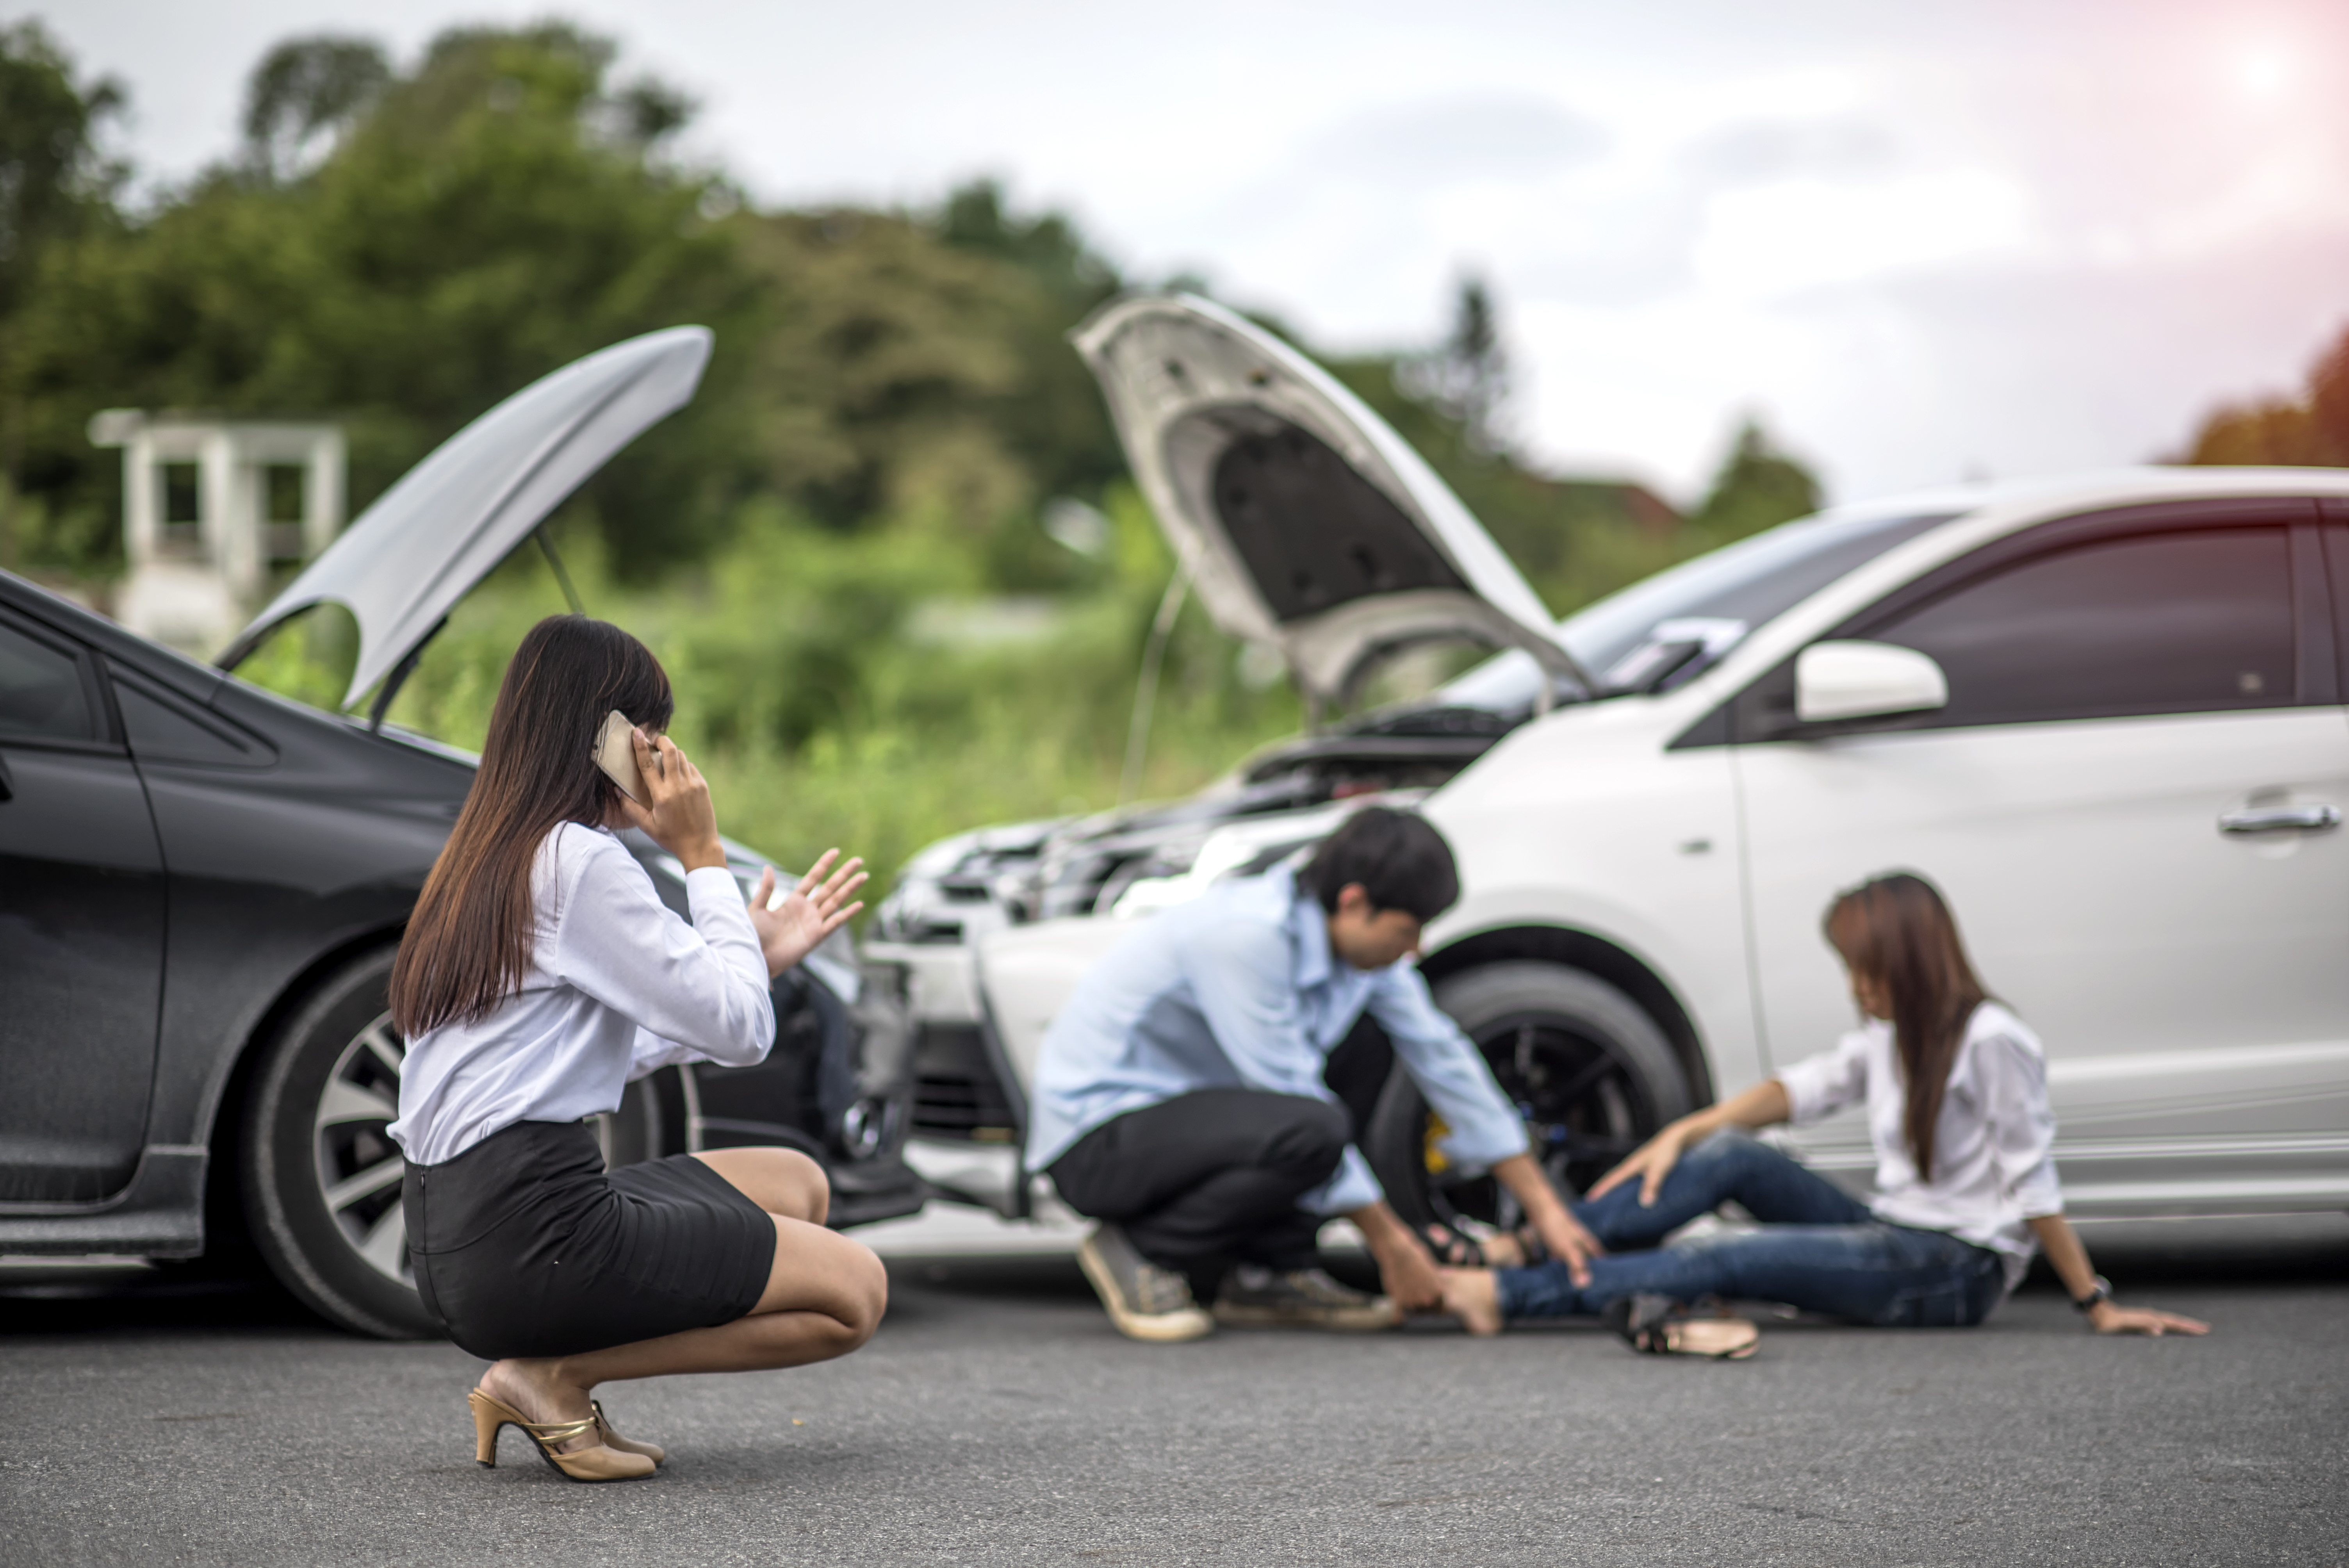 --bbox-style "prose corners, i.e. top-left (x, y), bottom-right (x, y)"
top-left (3, 1214), bottom-right (2344, 1568)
